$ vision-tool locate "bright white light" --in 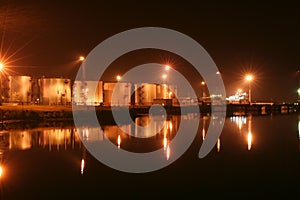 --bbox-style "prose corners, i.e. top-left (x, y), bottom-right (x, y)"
top-left (246, 75), bottom-right (253, 81)
top-left (0, 63), bottom-right (3, 71)
top-left (80, 159), bottom-right (85, 175)
top-left (116, 75), bottom-right (121, 81)
top-left (217, 138), bottom-right (221, 152)
top-left (79, 56), bottom-right (85, 61)
top-left (0, 165), bottom-right (3, 177)
top-left (117, 135), bottom-right (121, 149)
top-left (247, 132), bottom-right (252, 150)
top-left (165, 65), bottom-right (170, 71)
